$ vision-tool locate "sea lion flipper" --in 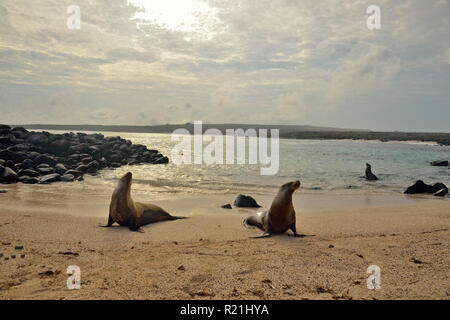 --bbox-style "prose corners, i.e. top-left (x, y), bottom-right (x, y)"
top-left (99, 213), bottom-right (114, 228)
top-left (249, 232), bottom-right (271, 239)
